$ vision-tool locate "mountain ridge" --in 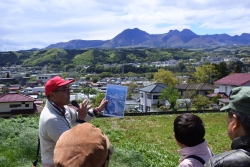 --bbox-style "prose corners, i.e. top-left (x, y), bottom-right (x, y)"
top-left (46, 28), bottom-right (250, 49)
